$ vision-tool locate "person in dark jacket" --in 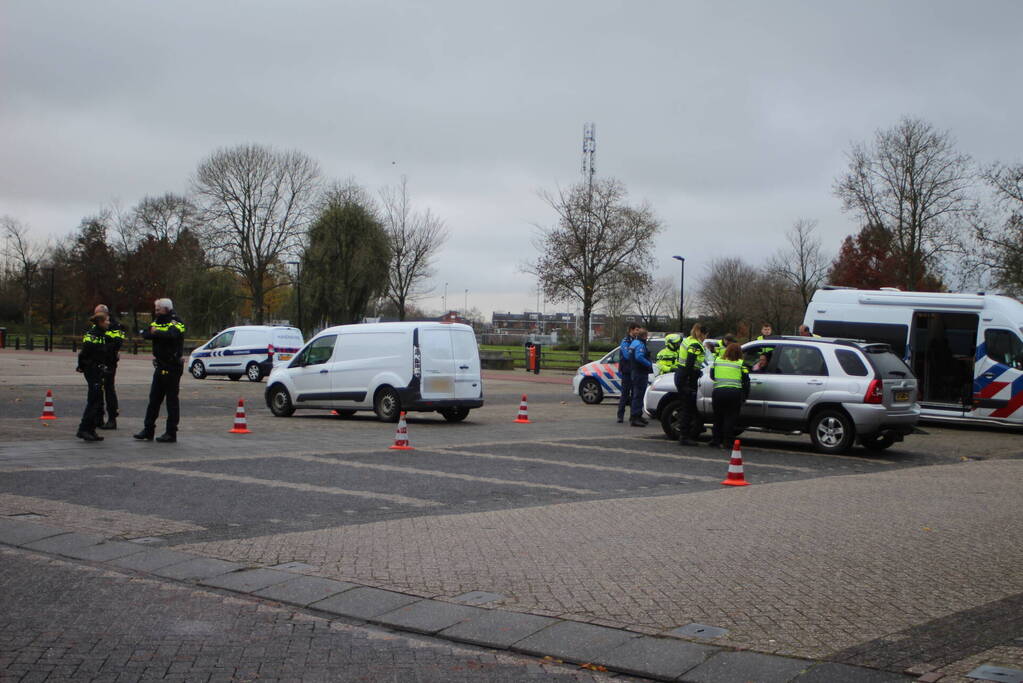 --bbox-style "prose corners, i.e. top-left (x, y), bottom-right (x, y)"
top-left (616, 323), bottom-right (641, 423)
top-left (93, 304), bottom-right (126, 430)
top-left (134, 298), bottom-right (186, 443)
top-left (76, 313), bottom-right (109, 442)
top-left (708, 342), bottom-right (750, 449)
top-left (628, 328), bottom-right (653, 427)
top-left (675, 323), bottom-right (709, 446)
